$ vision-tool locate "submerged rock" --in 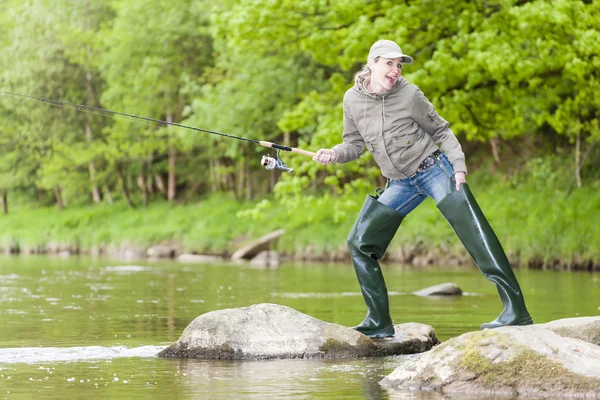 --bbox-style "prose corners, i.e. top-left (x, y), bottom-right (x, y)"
top-left (177, 254), bottom-right (224, 263)
top-left (380, 318), bottom-right (600, 398)
top-left (147, 244), bottom-right (182, 258)
top-left (249, 251), bottom-right (280, 268)
top-left (158, 303), bottom-right (439, 360)
top-left (413, 282), bottom-right (463, 296)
